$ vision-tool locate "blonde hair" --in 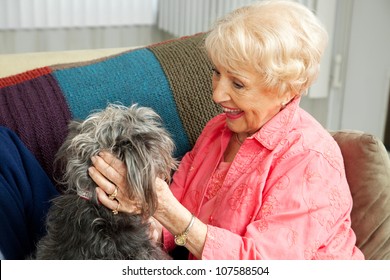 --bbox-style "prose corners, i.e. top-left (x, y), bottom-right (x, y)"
top-left (205, 0), bottom-right (328, 96)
